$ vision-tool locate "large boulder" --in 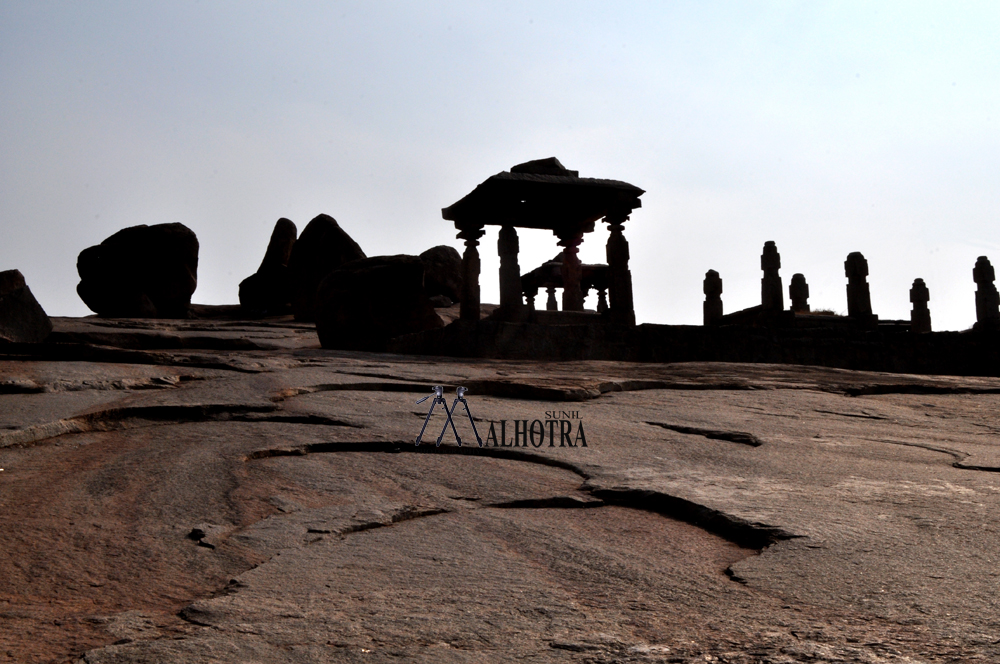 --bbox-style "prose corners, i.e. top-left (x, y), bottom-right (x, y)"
top-left (419, 245), bottom-right (463, 304)
top-left (239, 218), bottom-right (297, 316)
top-left (315, 255), bottom-right (443, 351)
top-left (0, 269), bottom-right (52, 343)
top-left (77, 223), bottom-right (199, 318)
top-left (287, 214), bottom-right (365, 321)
